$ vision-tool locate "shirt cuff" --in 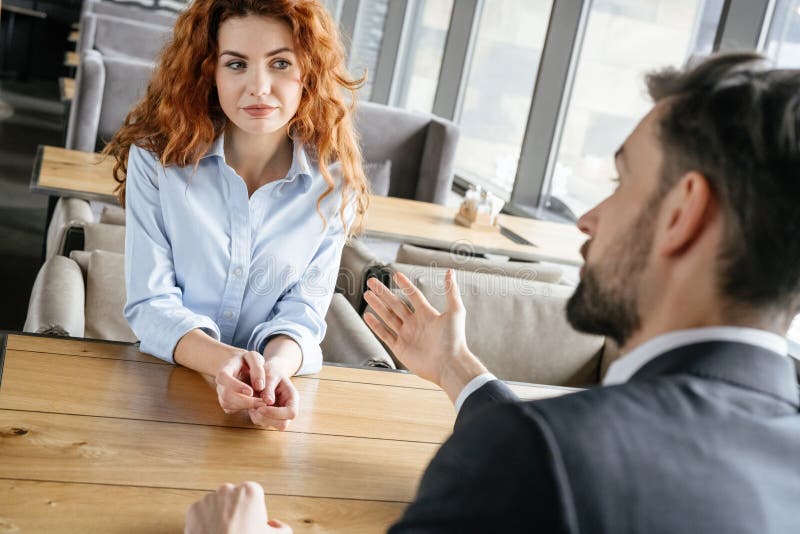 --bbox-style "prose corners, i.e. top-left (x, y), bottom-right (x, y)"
top-left (455, 372), bottom-right (498, 414)
top-left (138, 315), bottom-right (220, 364)
top-left (253, 329), bottom-right (322, 376)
